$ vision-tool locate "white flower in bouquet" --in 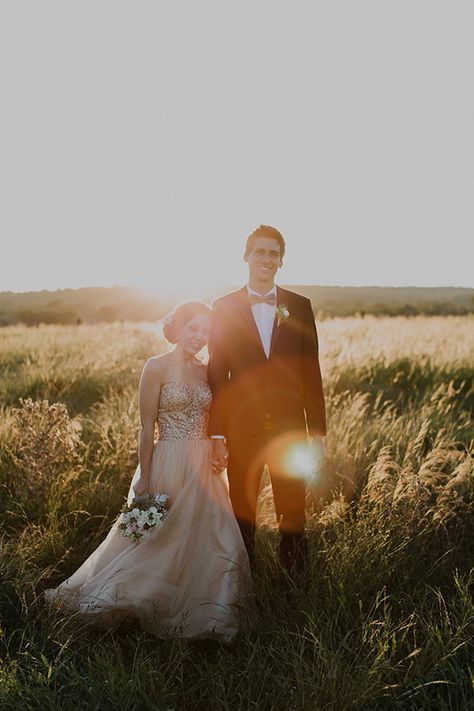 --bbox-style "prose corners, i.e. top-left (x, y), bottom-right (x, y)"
top-left (117, 492), bottom-right (170, 544)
